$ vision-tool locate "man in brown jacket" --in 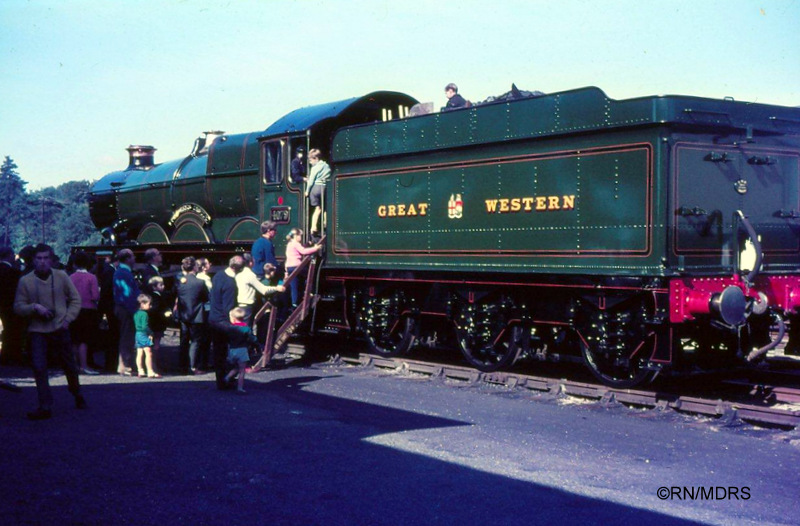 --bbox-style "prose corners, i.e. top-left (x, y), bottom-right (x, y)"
top-left (14, 244), bottom-right (87, 420)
